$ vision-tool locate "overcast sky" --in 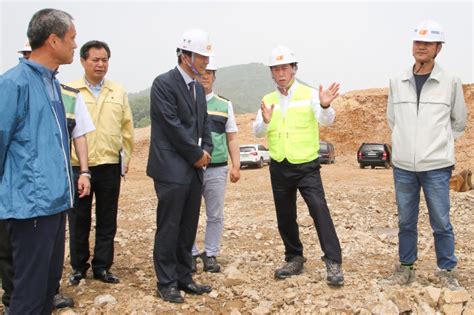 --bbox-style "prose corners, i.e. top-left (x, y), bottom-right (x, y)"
top-left (1, 0), bottom-right (472, 94)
